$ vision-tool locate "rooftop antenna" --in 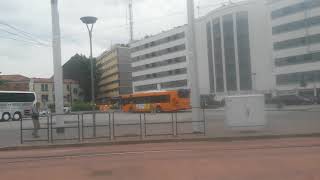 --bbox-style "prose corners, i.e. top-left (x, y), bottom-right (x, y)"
top-left (129, 0), bottom-right (134, 42)
top-left (197, 1), bottom-right (200, 17)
